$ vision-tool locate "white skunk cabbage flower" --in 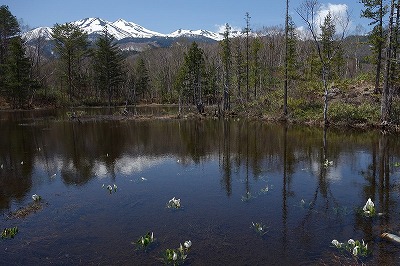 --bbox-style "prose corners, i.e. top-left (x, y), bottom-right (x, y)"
top-left (184, 240), bottom-right (192, 248)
